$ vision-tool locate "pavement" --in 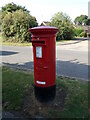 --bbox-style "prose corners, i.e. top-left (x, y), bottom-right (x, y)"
top-left (57, 39), bottom-right (88, 51)
top-left (1, 39), bottom-right (89, 81)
